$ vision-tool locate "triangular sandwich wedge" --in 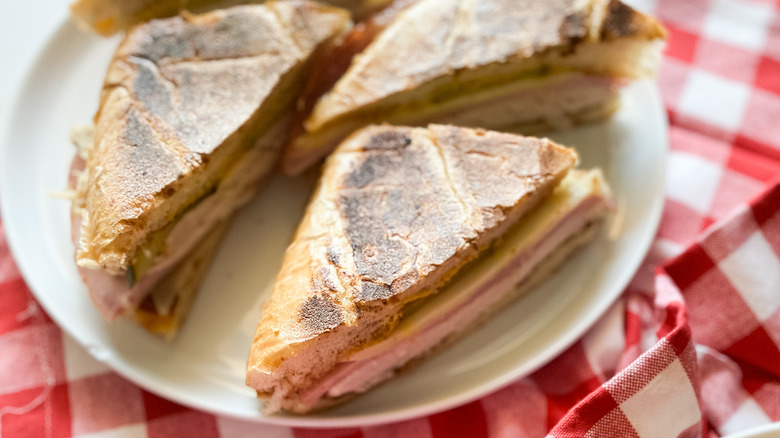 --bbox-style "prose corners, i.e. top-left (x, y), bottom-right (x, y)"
top-left (68, 1), bottom-right (351, 338)
top-left (282, 0), bottom-right (666, 175)
top-left (247, 124), bottom-right (614, 413)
